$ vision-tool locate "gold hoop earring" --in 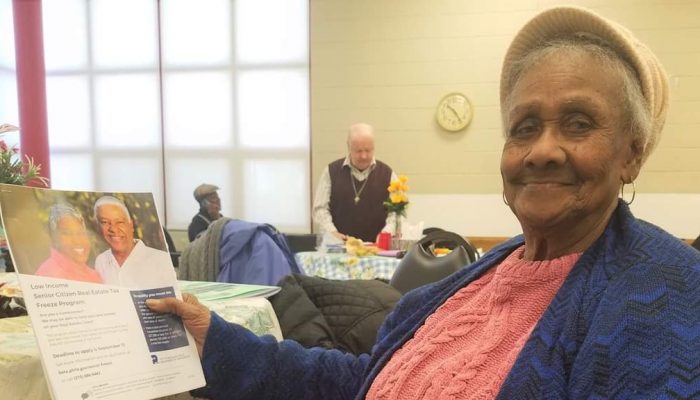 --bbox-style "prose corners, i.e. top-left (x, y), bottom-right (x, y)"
top-left (502, 191), bottom-right (510, 206)
top-left (620, 181), bottom-right (636, 205)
